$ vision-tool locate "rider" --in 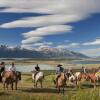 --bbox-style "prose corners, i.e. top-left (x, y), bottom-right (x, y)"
top-left (0, 62), bottom-right (5, 73)
top-left (0, 62), bottom-right (5, 82)
top-left (34, 64), bottom-right (40, 82)
top-left (81, 66), bottom-right (87, 74)
top-left (55, 64), bottom-right (64, 86)
top-left (98, 67), bottom-right (100, 72)
top-left (8, 62), bottom-right (16, 74)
